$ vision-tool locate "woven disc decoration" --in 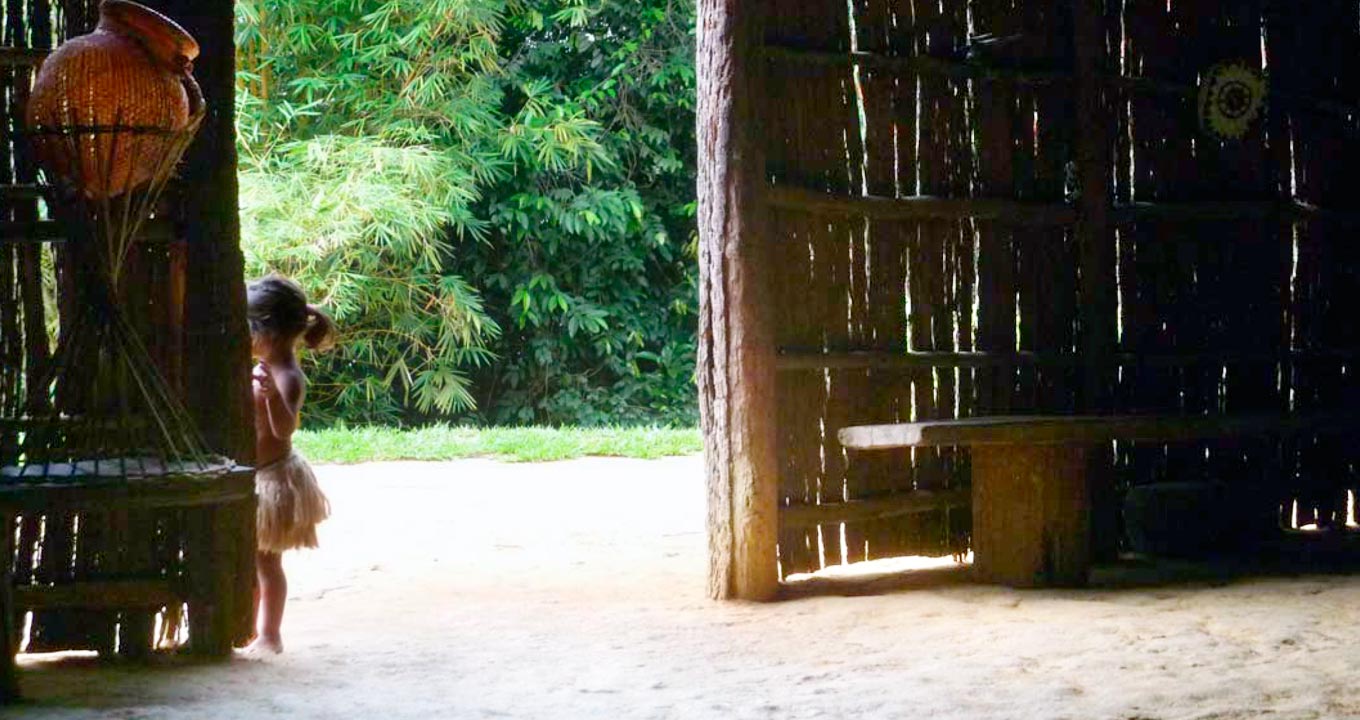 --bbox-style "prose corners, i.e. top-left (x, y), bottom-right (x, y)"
top-left (1198, 62), bottom-right (1267, 140)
